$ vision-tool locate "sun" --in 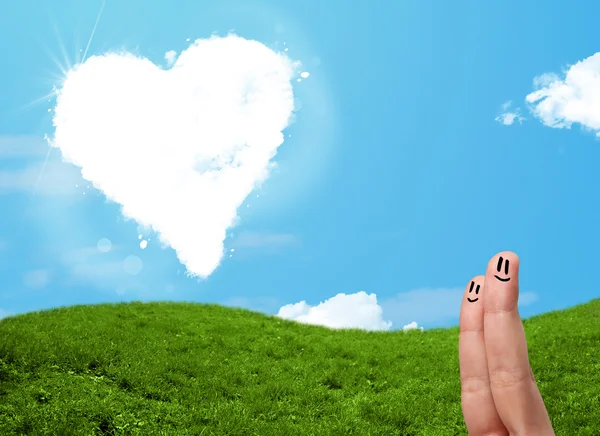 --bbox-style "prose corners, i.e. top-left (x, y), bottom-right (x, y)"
top-left (18, 0), bottom-right (106, 116)
top-left (18, 0), bottom-right (107, 227)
